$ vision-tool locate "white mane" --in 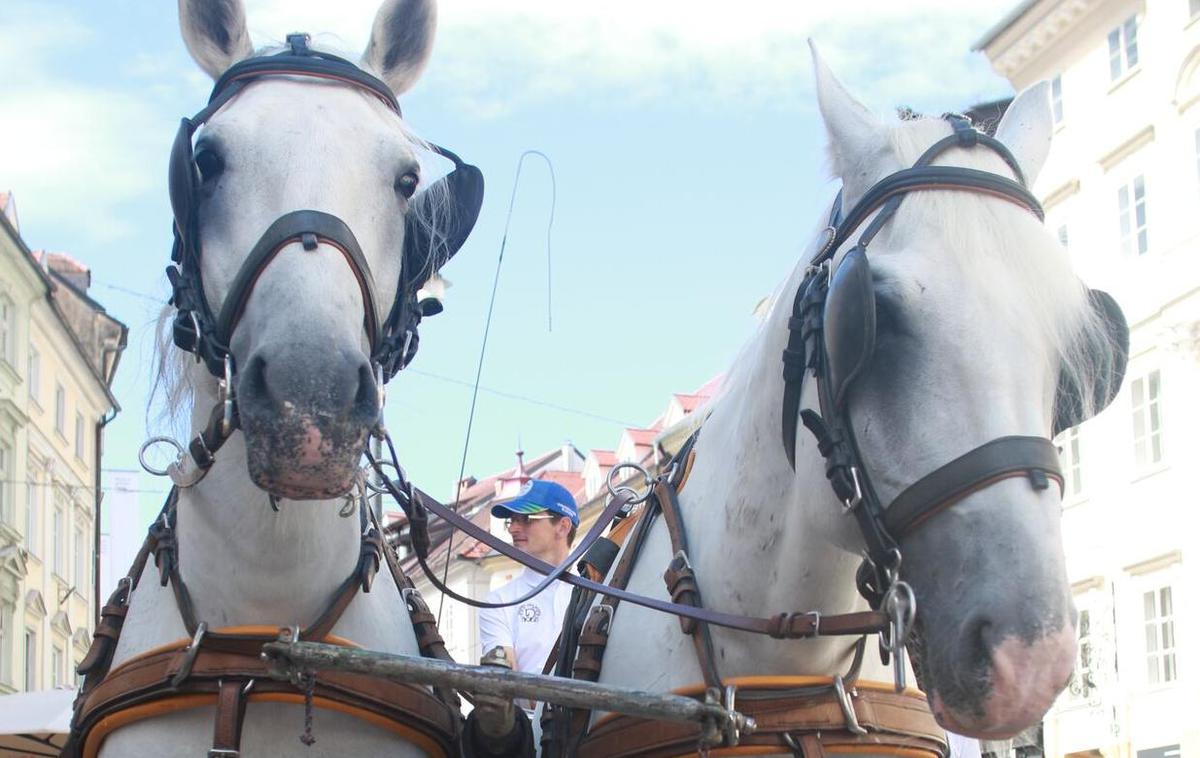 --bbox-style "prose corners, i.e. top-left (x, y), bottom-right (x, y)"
top-left (716, 113), bottom-right (1114, 427)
